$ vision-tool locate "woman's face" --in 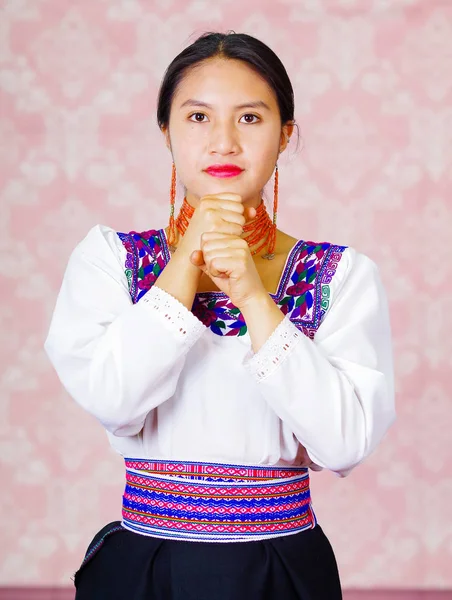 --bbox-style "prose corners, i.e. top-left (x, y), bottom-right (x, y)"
top-left (164, 57), bottom-right (293, 207)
